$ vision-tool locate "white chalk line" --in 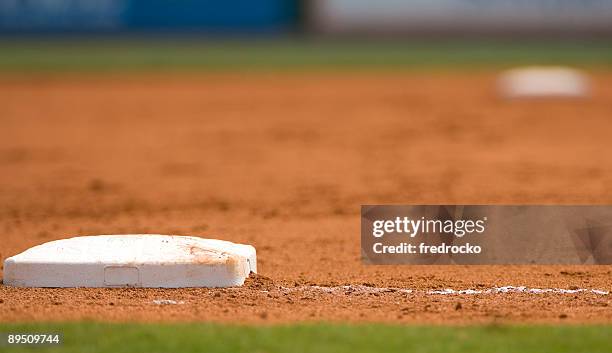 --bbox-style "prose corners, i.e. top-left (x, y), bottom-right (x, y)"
top-left (279, 285), bottom-right (609, 296)
top-left (149, 285), bottom-right (609, 304)
top-left (152, 299), bottom-right (185, 305)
